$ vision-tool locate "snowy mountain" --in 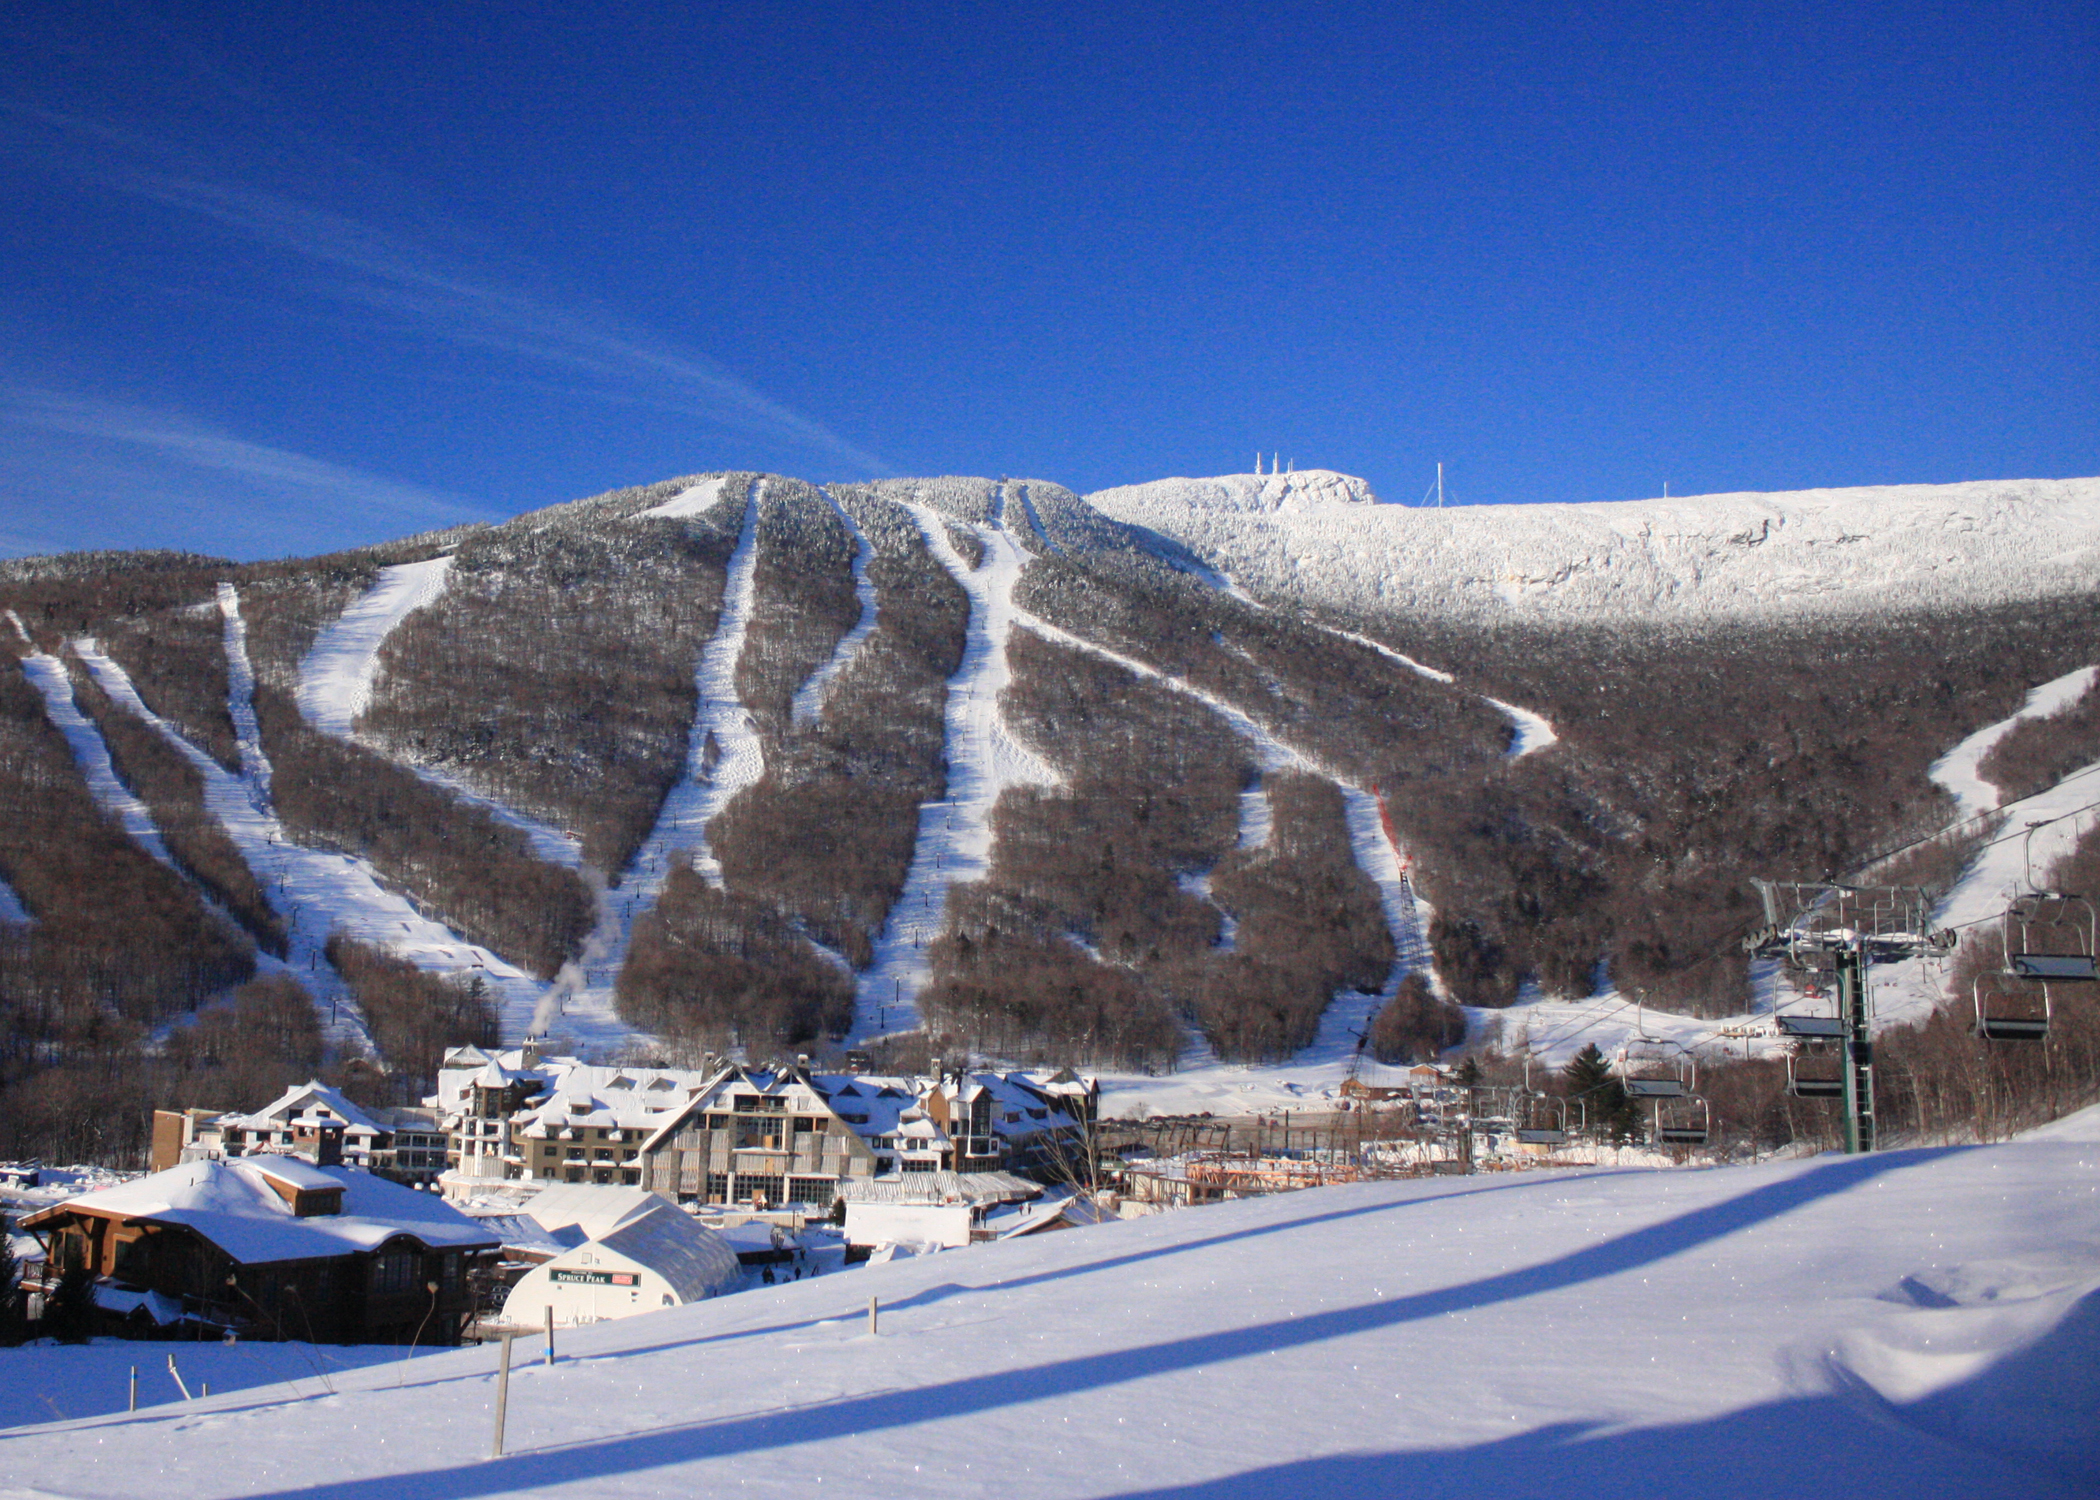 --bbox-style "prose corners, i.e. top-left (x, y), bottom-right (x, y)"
top-left (3, 469), bottom-right (2098, 1159)
top-left (1091, 471), bottom-right (2100, 623)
